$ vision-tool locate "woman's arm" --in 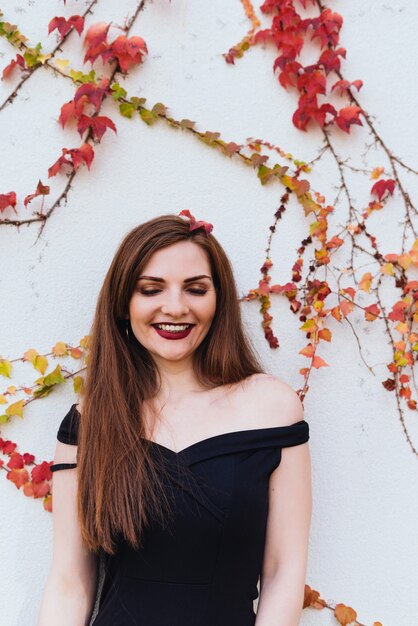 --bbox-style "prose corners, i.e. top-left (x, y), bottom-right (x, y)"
top-left (37, 436), bottom-right (99, 626)
top-left (255, 384), bottom-right (312, 626)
